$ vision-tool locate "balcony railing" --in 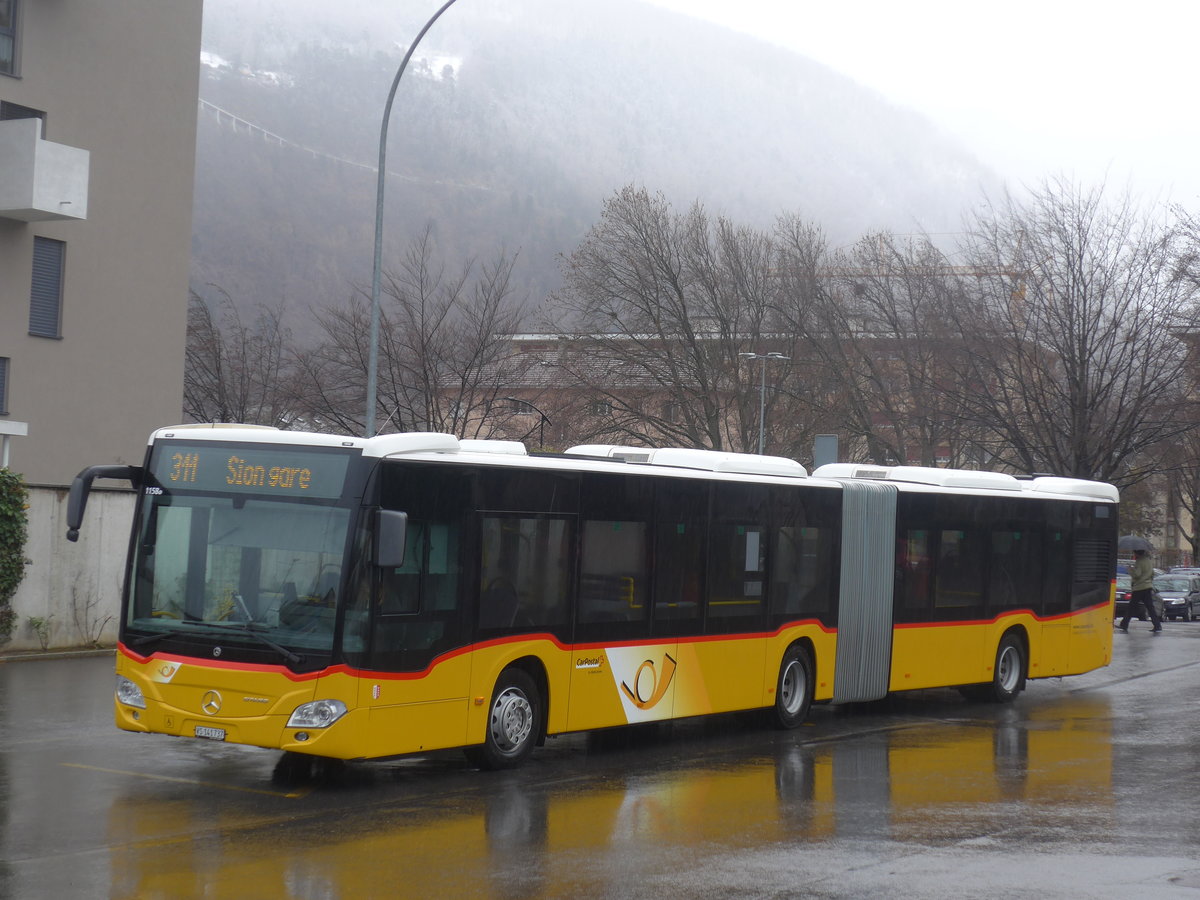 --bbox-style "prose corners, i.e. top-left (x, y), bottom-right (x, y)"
top-left (0, 117), bottom-right (89, 222)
